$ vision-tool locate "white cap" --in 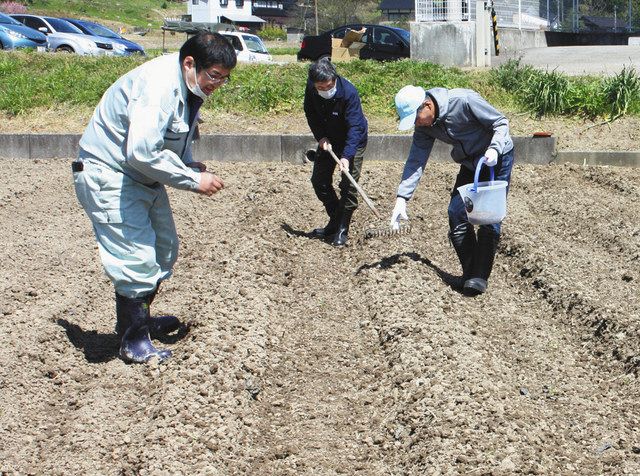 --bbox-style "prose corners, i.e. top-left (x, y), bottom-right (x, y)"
top-left (395, 85), bottom-right (426, 131)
